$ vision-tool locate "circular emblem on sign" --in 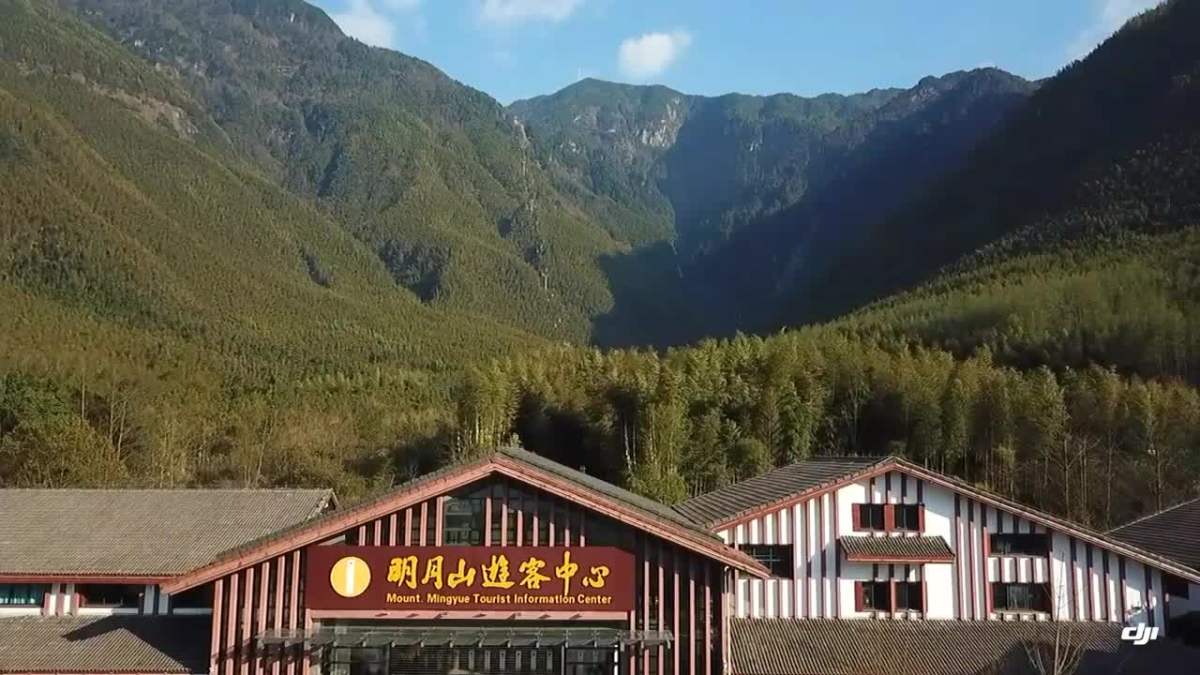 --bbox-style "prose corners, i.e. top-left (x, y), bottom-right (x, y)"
top-left (329, 556), bottom-right (371, 598)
